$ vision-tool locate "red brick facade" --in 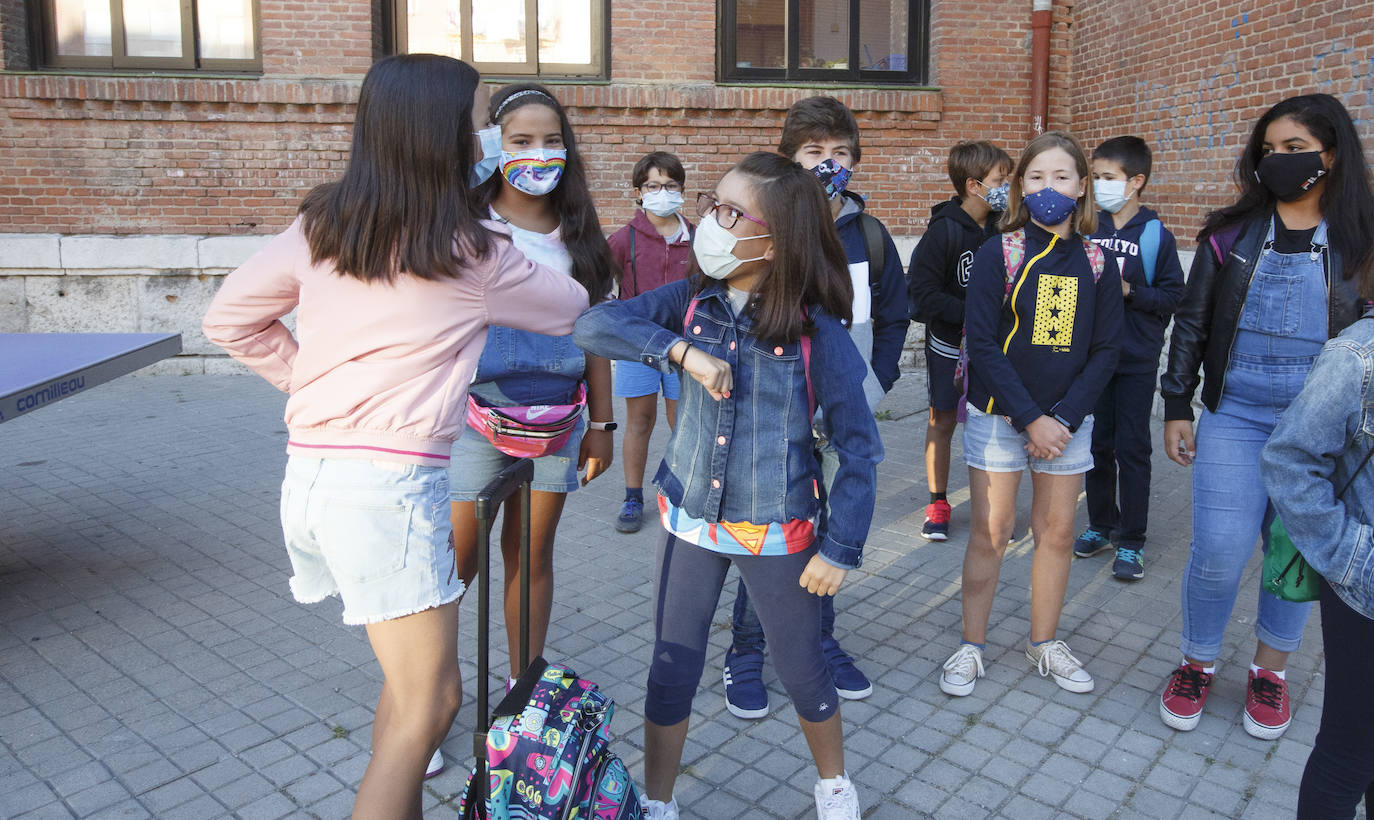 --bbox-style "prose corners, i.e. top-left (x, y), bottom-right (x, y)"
top-left (1071, 0), bottom-right (1374, 241)
top-left (0, 0), bottom-right (1371, 243)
